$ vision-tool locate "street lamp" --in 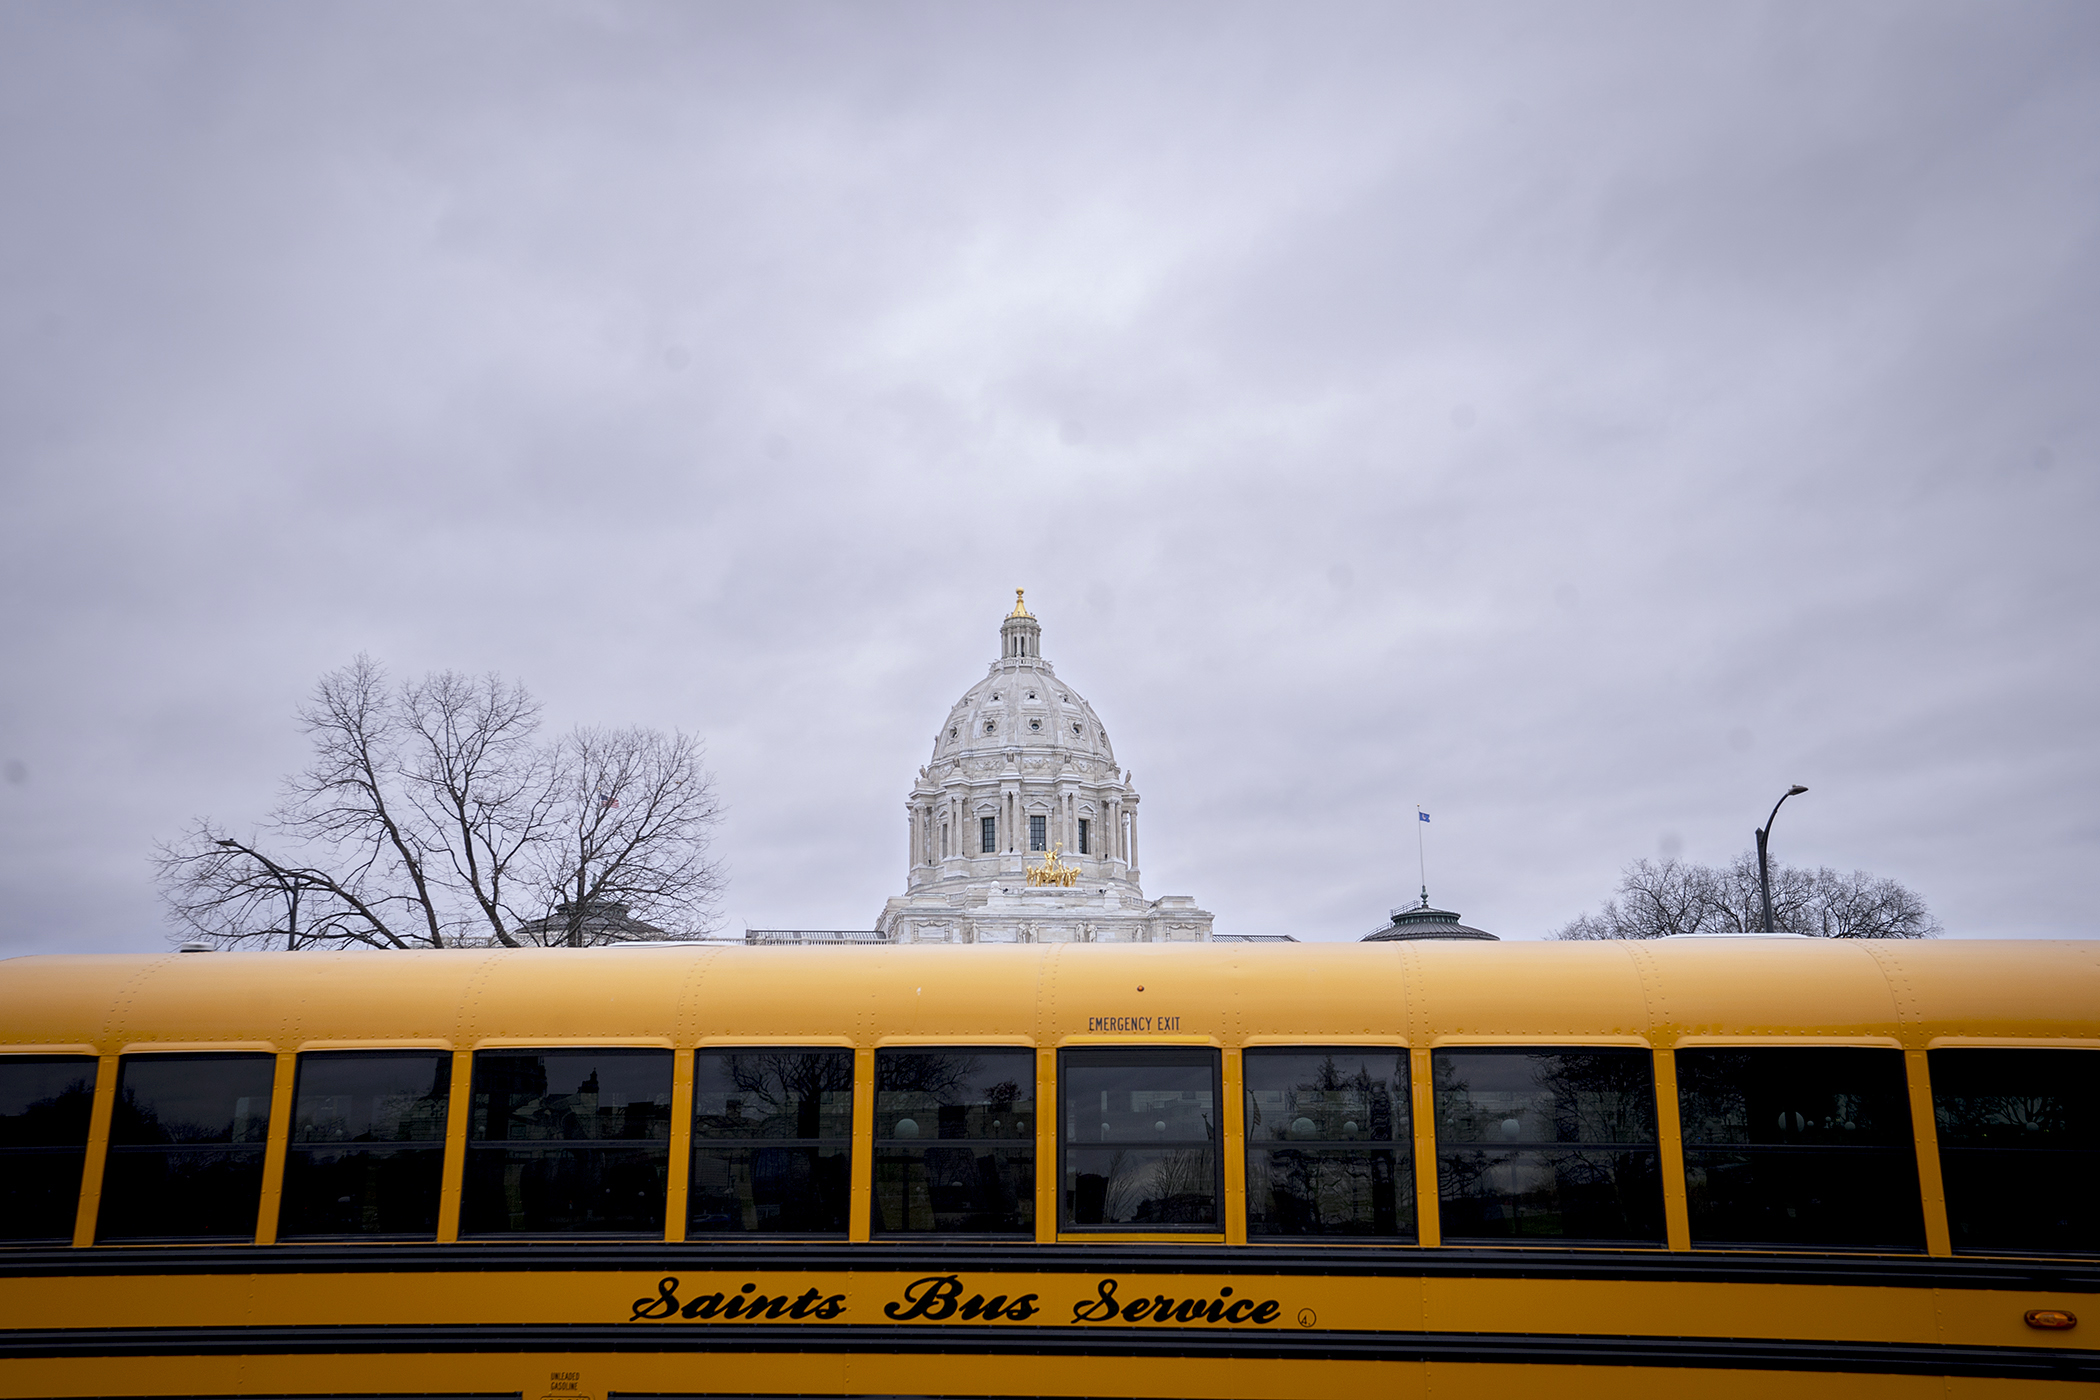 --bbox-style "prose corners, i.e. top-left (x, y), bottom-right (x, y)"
top-left (1755, 785), bottom-right (1809, 933)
